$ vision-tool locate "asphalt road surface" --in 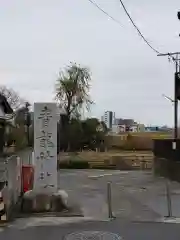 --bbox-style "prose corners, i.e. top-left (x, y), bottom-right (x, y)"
top-left (1, 169), bottom-right (180, 239)
top-left (1, 218), bottom-right (180, 240)
top-left (58, 169), bottom-right (180, 220)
